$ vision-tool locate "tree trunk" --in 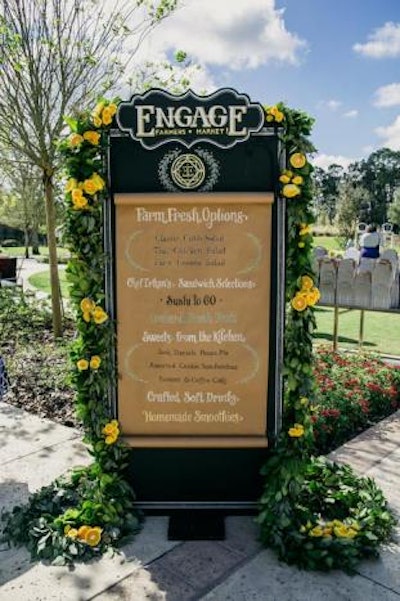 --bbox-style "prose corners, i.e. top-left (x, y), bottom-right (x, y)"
top-left (43, 170), bottom-right (63, 338)
top-left (31, 227), bottom-right (40, 255)
top-left (24, 228), bottom-right (30, 259)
